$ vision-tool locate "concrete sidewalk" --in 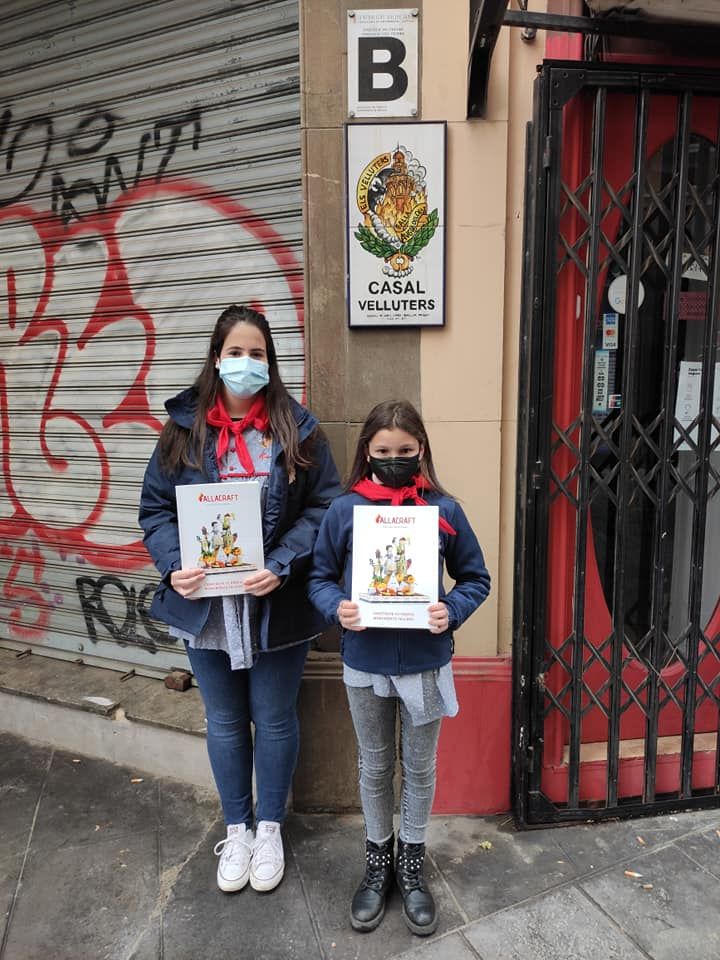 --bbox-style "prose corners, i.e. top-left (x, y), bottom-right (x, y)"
top-left (2, 731), bottom-right (720, 960)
